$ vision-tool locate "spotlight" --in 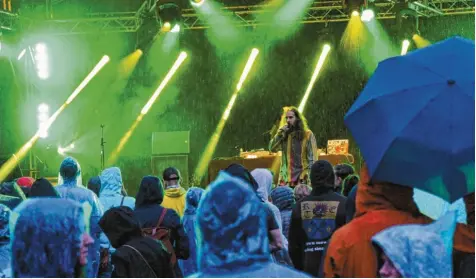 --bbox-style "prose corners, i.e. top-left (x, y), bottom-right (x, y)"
top-left (37, 103), bottom-right (50, 139)
top-left (34, 42), bottom-right (49, 80)
top-left (17, 49), bottom-right (26, 60)
top-left (401, 39), bottom-right (411, 55)
top-left (351, 10), bottom-right (360, 17)
top-left (69, 143), bottom-right (75, 149)
top-left (171, 24), bottom-right (180, 33)
top-left (57, 147), bottom-right (65, 156)
top-left (191, 0), bottom-right (205, 7)
top-left (156, 2), bottom-right (182, 33)
top-left (38, 103), bottom-right (49, 113)
top-left (361, 9), bottom-right (375, 22)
